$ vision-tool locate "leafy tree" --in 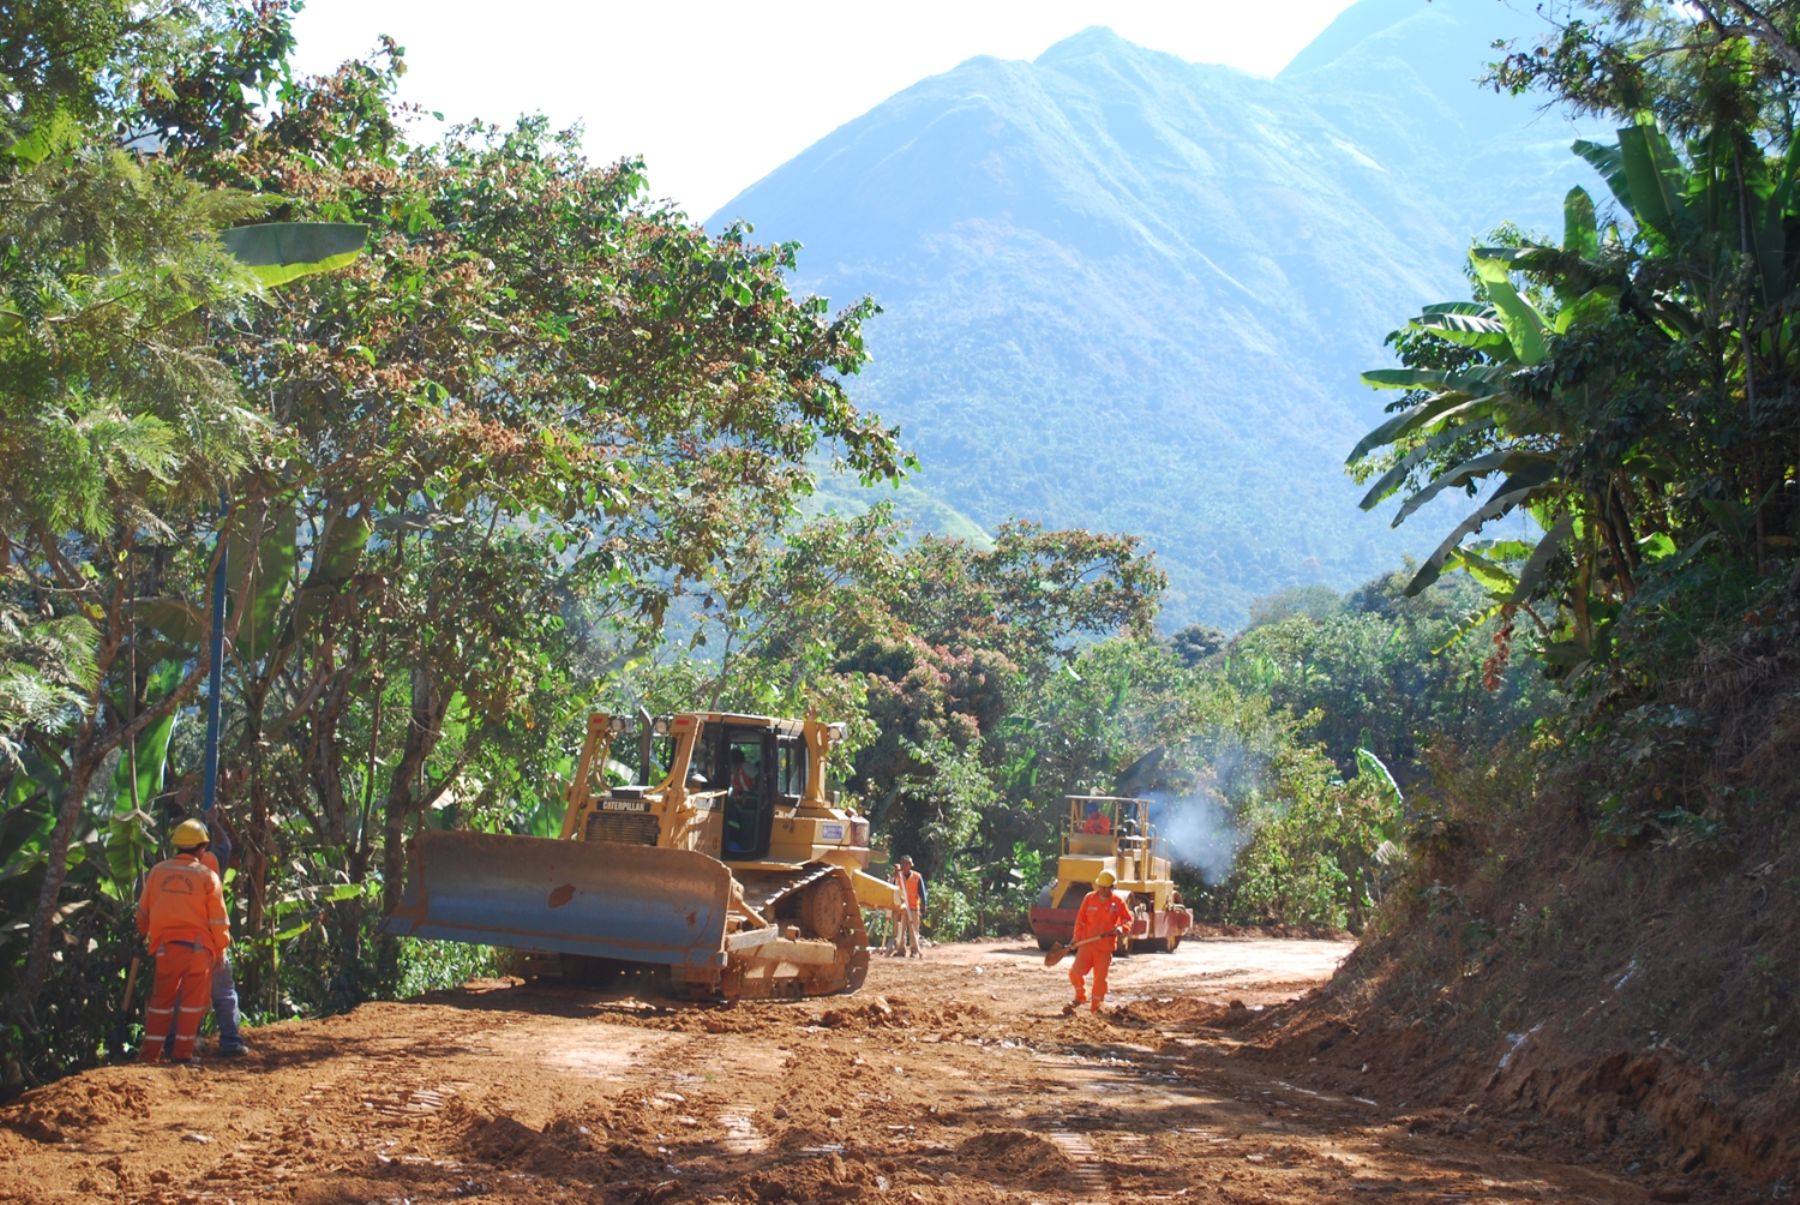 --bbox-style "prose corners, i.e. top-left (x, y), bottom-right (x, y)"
top-left (198, 100), bottom-right (905, 989)
top-left (0, 3), bottom-right (368, 1030)
top-left (1227, 572), bottom-right (1543, 786)
top-left (0, 4), bottom-right (907, 1074)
